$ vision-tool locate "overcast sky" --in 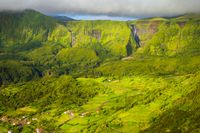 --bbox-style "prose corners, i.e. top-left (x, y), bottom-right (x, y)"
top-left (0, 0), bottom-right (200, 19)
